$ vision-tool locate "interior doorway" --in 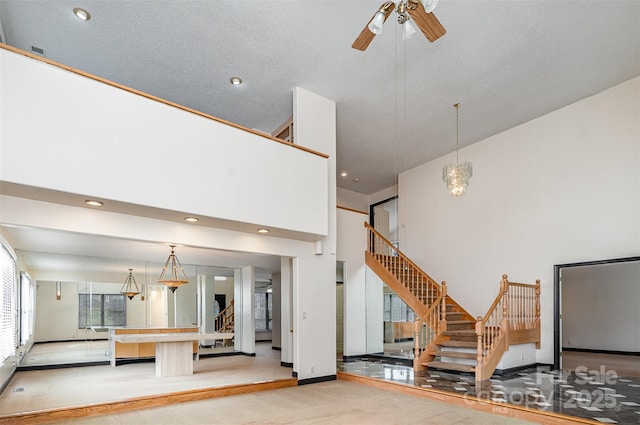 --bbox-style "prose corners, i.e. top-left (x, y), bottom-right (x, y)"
top-left (369, 197), bottom-right (398, 247)
top-left (554, 256), bottom-right (640, 371)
